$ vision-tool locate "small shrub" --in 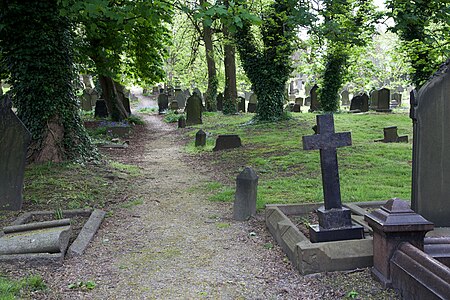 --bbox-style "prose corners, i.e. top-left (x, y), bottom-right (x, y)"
top-left (127, 114), bottom-right (145, 125)
top-left (164, 111), bottom-right (183, 123)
